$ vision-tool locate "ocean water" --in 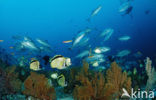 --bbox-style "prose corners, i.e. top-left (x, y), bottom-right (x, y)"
top-left (0, 0), bottom-right (156, 100)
